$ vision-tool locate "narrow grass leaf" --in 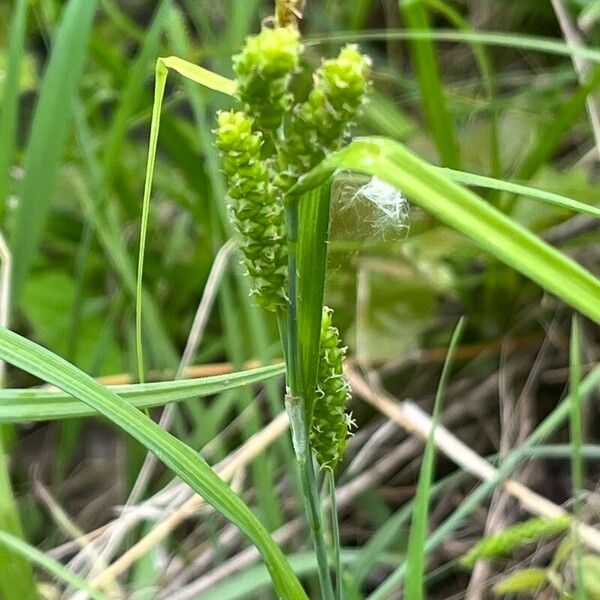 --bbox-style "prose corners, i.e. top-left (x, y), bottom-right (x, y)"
top-left (0, 437), bottom-right (39, 600)
top-left (405, 318), bottom-right (464, 599)
top-left (308, 29), bottom-right (600, 64)
top-left (102, 0), bottom-right (173, 187)
top-left (136, 50), bottom-right (235, 381)
top-left (570, 317), bottom-right (585, 600)
top-left (136, 59), bottom-right (169, 382)
top-left (11, 0), bottom-right (98, 305)
top-left (514, 63), bottom-right (600, 186)
top-left (0, 327), bottom-right (307, 600)
top-left (160, 56), bottom-right (236, 95)
top-left (0, 0), bottom-right (28, 212)
top-left (369, 363), bottom-right (600, 598)
top-left (0, 529), bottom-right (107, 600)
top-left (0, 363), bottom-right (285, 423)
top-left (290, 137), bottom-right (600, 324)
top-left (297, 183), bottom-right (332, 421)
top-left (399, 0), bottom-right (460, 168)
top-left (438, 168), bottom-right (600, 218)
